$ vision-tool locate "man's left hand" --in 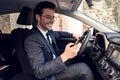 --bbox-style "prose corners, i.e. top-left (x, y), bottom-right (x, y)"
top-left (72, 34), bottom-right (81, 40)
